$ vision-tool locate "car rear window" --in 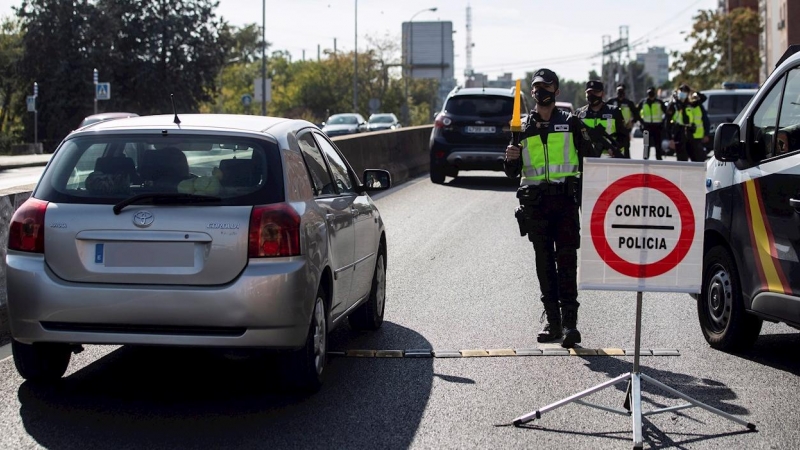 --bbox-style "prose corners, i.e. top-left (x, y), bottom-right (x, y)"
top-left (707, 94), bottom-right (755, 115)
top-left (445, 95), bottom-right (514, 117)
top-left (35, 134), bottom-right (284, 205)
